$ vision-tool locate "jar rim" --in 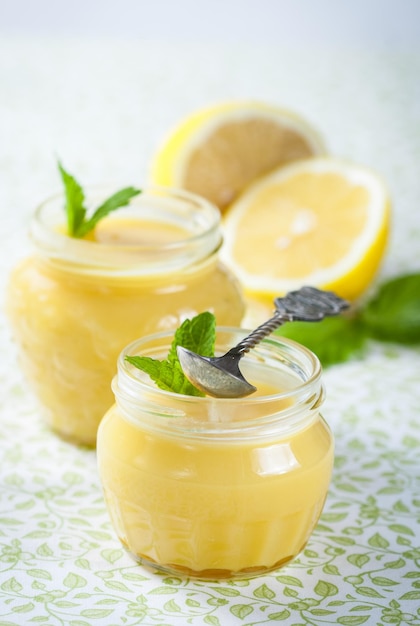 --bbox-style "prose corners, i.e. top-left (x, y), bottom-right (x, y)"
top-left (30, 185), bottom-right (223, 276)
top-left (113, 327), bottom-right (324, 440)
